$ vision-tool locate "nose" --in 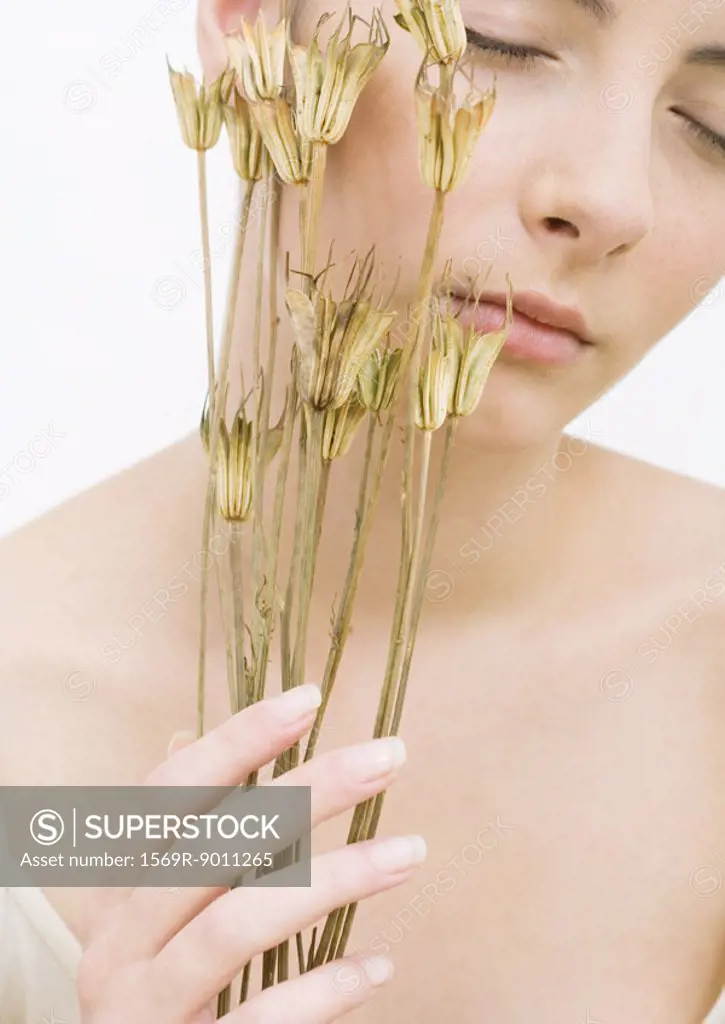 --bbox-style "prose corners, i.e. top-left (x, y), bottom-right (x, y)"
top-left (518, 99), bottom-right (654, 266)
